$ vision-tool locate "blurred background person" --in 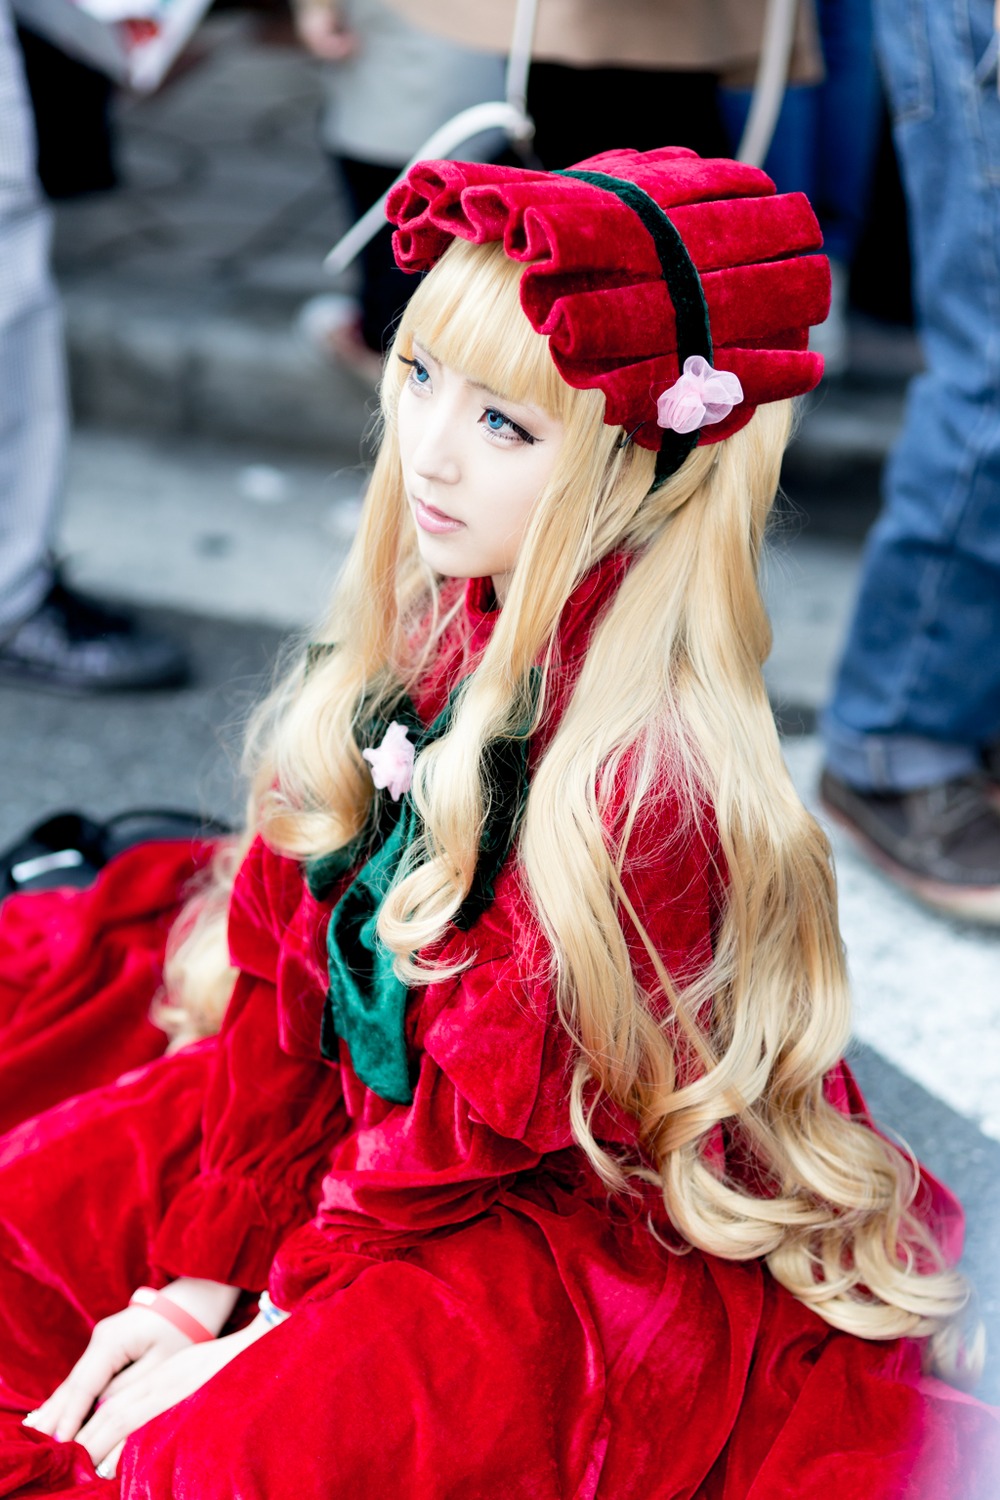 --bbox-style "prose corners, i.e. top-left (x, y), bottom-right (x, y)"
top-left (292, 0), bottom-right (504, 380)
top-left (0, 0), bottom-right (187, 691)
top-left (382, 0), bottom-right (823, 168)
top-left (819, 0), bottom-right (1000, 923)
top-left (719, 0), bottom-right (881, 377)
top-left (16, 20), bottom-right (118, 200)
